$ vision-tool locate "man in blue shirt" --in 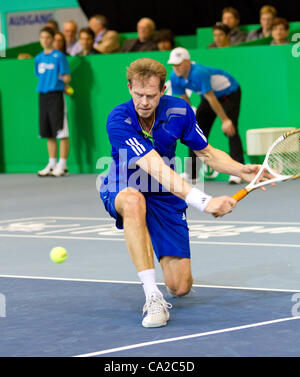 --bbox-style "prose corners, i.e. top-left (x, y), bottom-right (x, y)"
top-left (35, 27), bottom-right (72, 177)
top-left (168, 47), bottom-right (244, 184)
top-left (100, 58), bottom-right (261, 328)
